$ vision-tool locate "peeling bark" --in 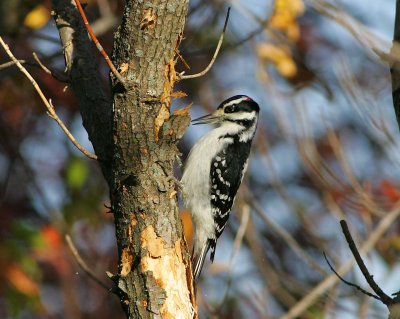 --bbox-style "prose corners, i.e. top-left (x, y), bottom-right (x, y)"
top-left (52, 0), bottom-right (195, 317)
top-left (110, 1), bottom-right (193, 314)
